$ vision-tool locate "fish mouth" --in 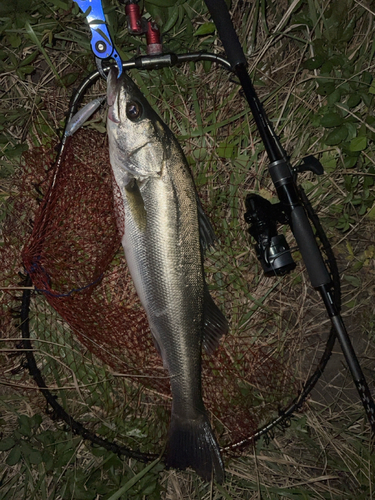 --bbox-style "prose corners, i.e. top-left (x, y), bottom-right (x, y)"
top-left (110, 64), bottom-right (119, 79)
top-left (107, 67), bottom-right (120, 104)
top-left (107, 66), bottom-right (121, 123)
